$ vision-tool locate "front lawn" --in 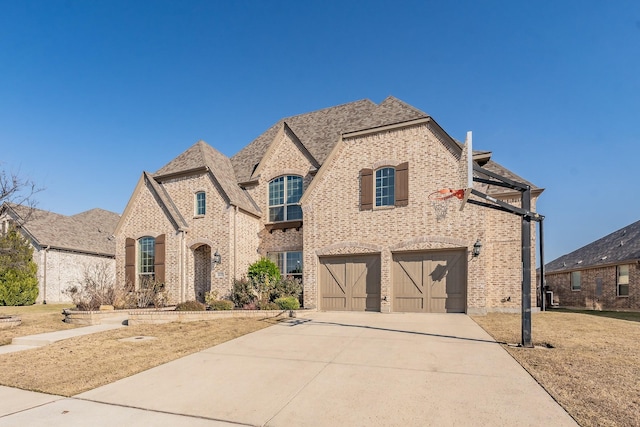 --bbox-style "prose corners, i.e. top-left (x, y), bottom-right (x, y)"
top-left (0, 304), bottom-right (77, 346)
top-left (473, 311), bottom-right (640, 427)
